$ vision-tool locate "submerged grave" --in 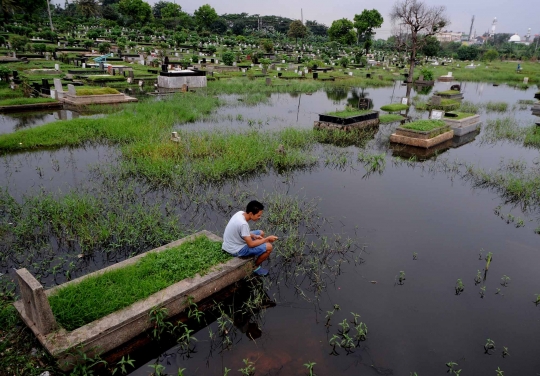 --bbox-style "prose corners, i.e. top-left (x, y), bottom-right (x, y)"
top-left (390, 119), bottom-right (454, 148)
top-left (314, 107), bottom-right (380, 130)
top-left (14, 231), bottom-right (250, 370)
top-left (443, 112), bottom-right (481, 137)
